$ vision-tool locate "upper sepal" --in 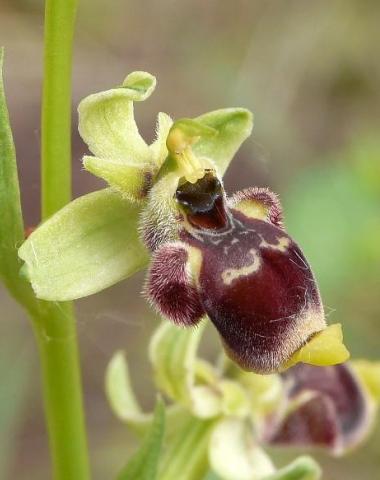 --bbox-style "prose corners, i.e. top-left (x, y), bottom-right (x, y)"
top-left (78, 72), bottom-right (172, 201)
